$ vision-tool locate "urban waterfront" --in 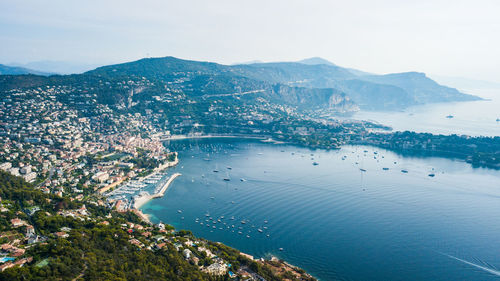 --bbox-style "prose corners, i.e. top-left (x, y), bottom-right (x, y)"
top-left (142, 139), bottom-right (500, 280)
